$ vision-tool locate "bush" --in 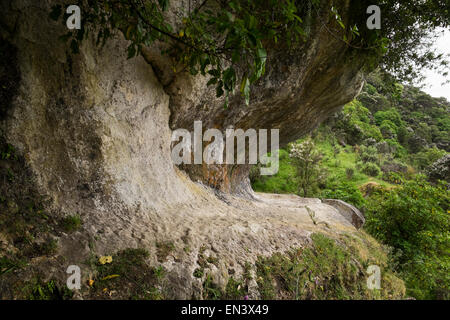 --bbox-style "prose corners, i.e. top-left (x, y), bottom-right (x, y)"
top-left (411, 147), bottom-right (447, 171)
top-left (359, 146), bottom-right (379, 164)
top-left (365, 83), bottom-right (378, 95)
top-left (321, 180), bottom-right (366, 208)
top-left (333, 101), bottom-right (382, 145)
top-left (385, 139), bottom-right (408, 159)
top-left (361, 162), bottom-right (381, 177)
top-left (374, 109), bottom-right (403, 128)
top-left (380, 120), bottom-right (398, 139)
top-left (365, 177), bottom-right (450, 299)
top-left (289, 138), bottom-right (323, 197)
top-left (397, 125), bottom-right (411, 145)
top-left (381, 160), bottom-right (408, 175)
top-left (358, 122), bottom-right (383, 142)
top-left (382, 171), bottom-right (404, 185)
